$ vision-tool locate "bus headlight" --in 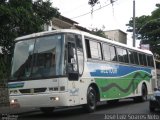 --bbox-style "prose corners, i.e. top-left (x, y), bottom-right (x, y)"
top-left (10, 99), bottom-right (18, 104)
top-left (10, 99), bottom-right (20, 108)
